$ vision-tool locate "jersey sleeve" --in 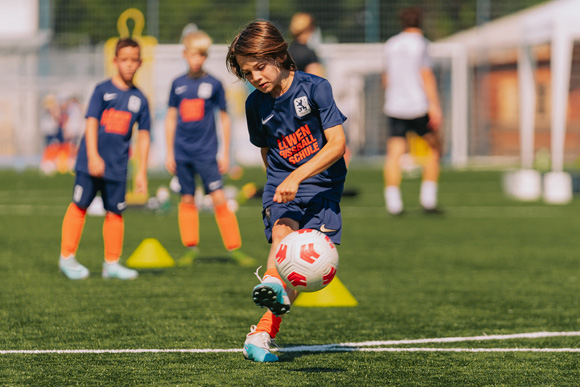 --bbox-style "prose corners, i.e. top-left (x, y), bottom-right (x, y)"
top-left (312, 79), bottom-right (346, 130)
top-left (216, 80), bottom-right (227, 112)
top-left (245, 96), bottom-right (267, 148)
top-left (168, 80), bottom-right (179, 108)
top-left (421, 38), bottom-right (433, 69)
top-left (137, 96), bottom-right (151, 131)
top-left (86, 85), bottom-right (104, 119)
